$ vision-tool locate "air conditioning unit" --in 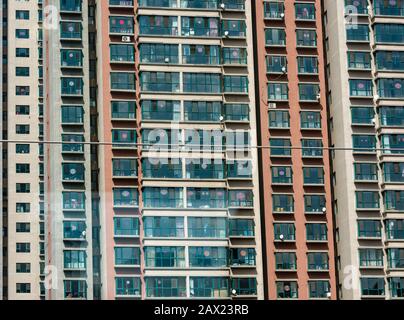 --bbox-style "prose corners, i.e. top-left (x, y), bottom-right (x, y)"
top-left (121, 36), bottom-right (131, 42)
top-left (268, 103), bottom-right (277, 109)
